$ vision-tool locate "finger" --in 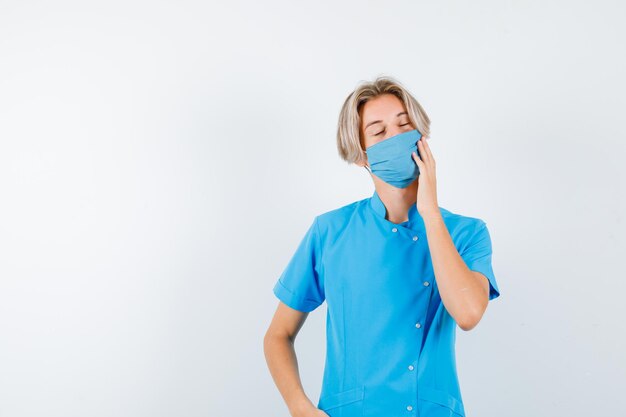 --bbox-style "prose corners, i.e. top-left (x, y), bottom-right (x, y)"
top-left (411, 151), bottom-right (424, 170)
top-left (417, 139), bottom-right (430, 165)
top-left (421, 137), bottom-right (435, 164)
top-left (419, 139), bottom-right (435, 169)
